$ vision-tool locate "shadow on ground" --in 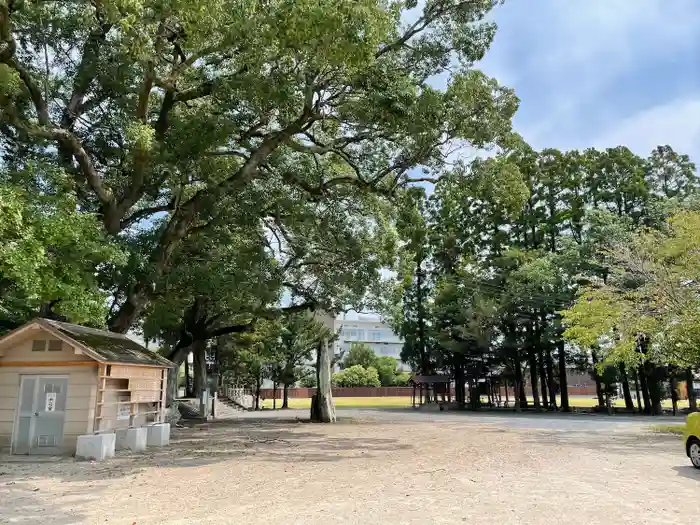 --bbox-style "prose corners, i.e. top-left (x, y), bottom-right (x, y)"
top-left (672, 465), bottom-right (700, 481)
top-left (0, 416), bottom-right (409, 484)
top-left (0, 483), bottom-right (90, 525)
